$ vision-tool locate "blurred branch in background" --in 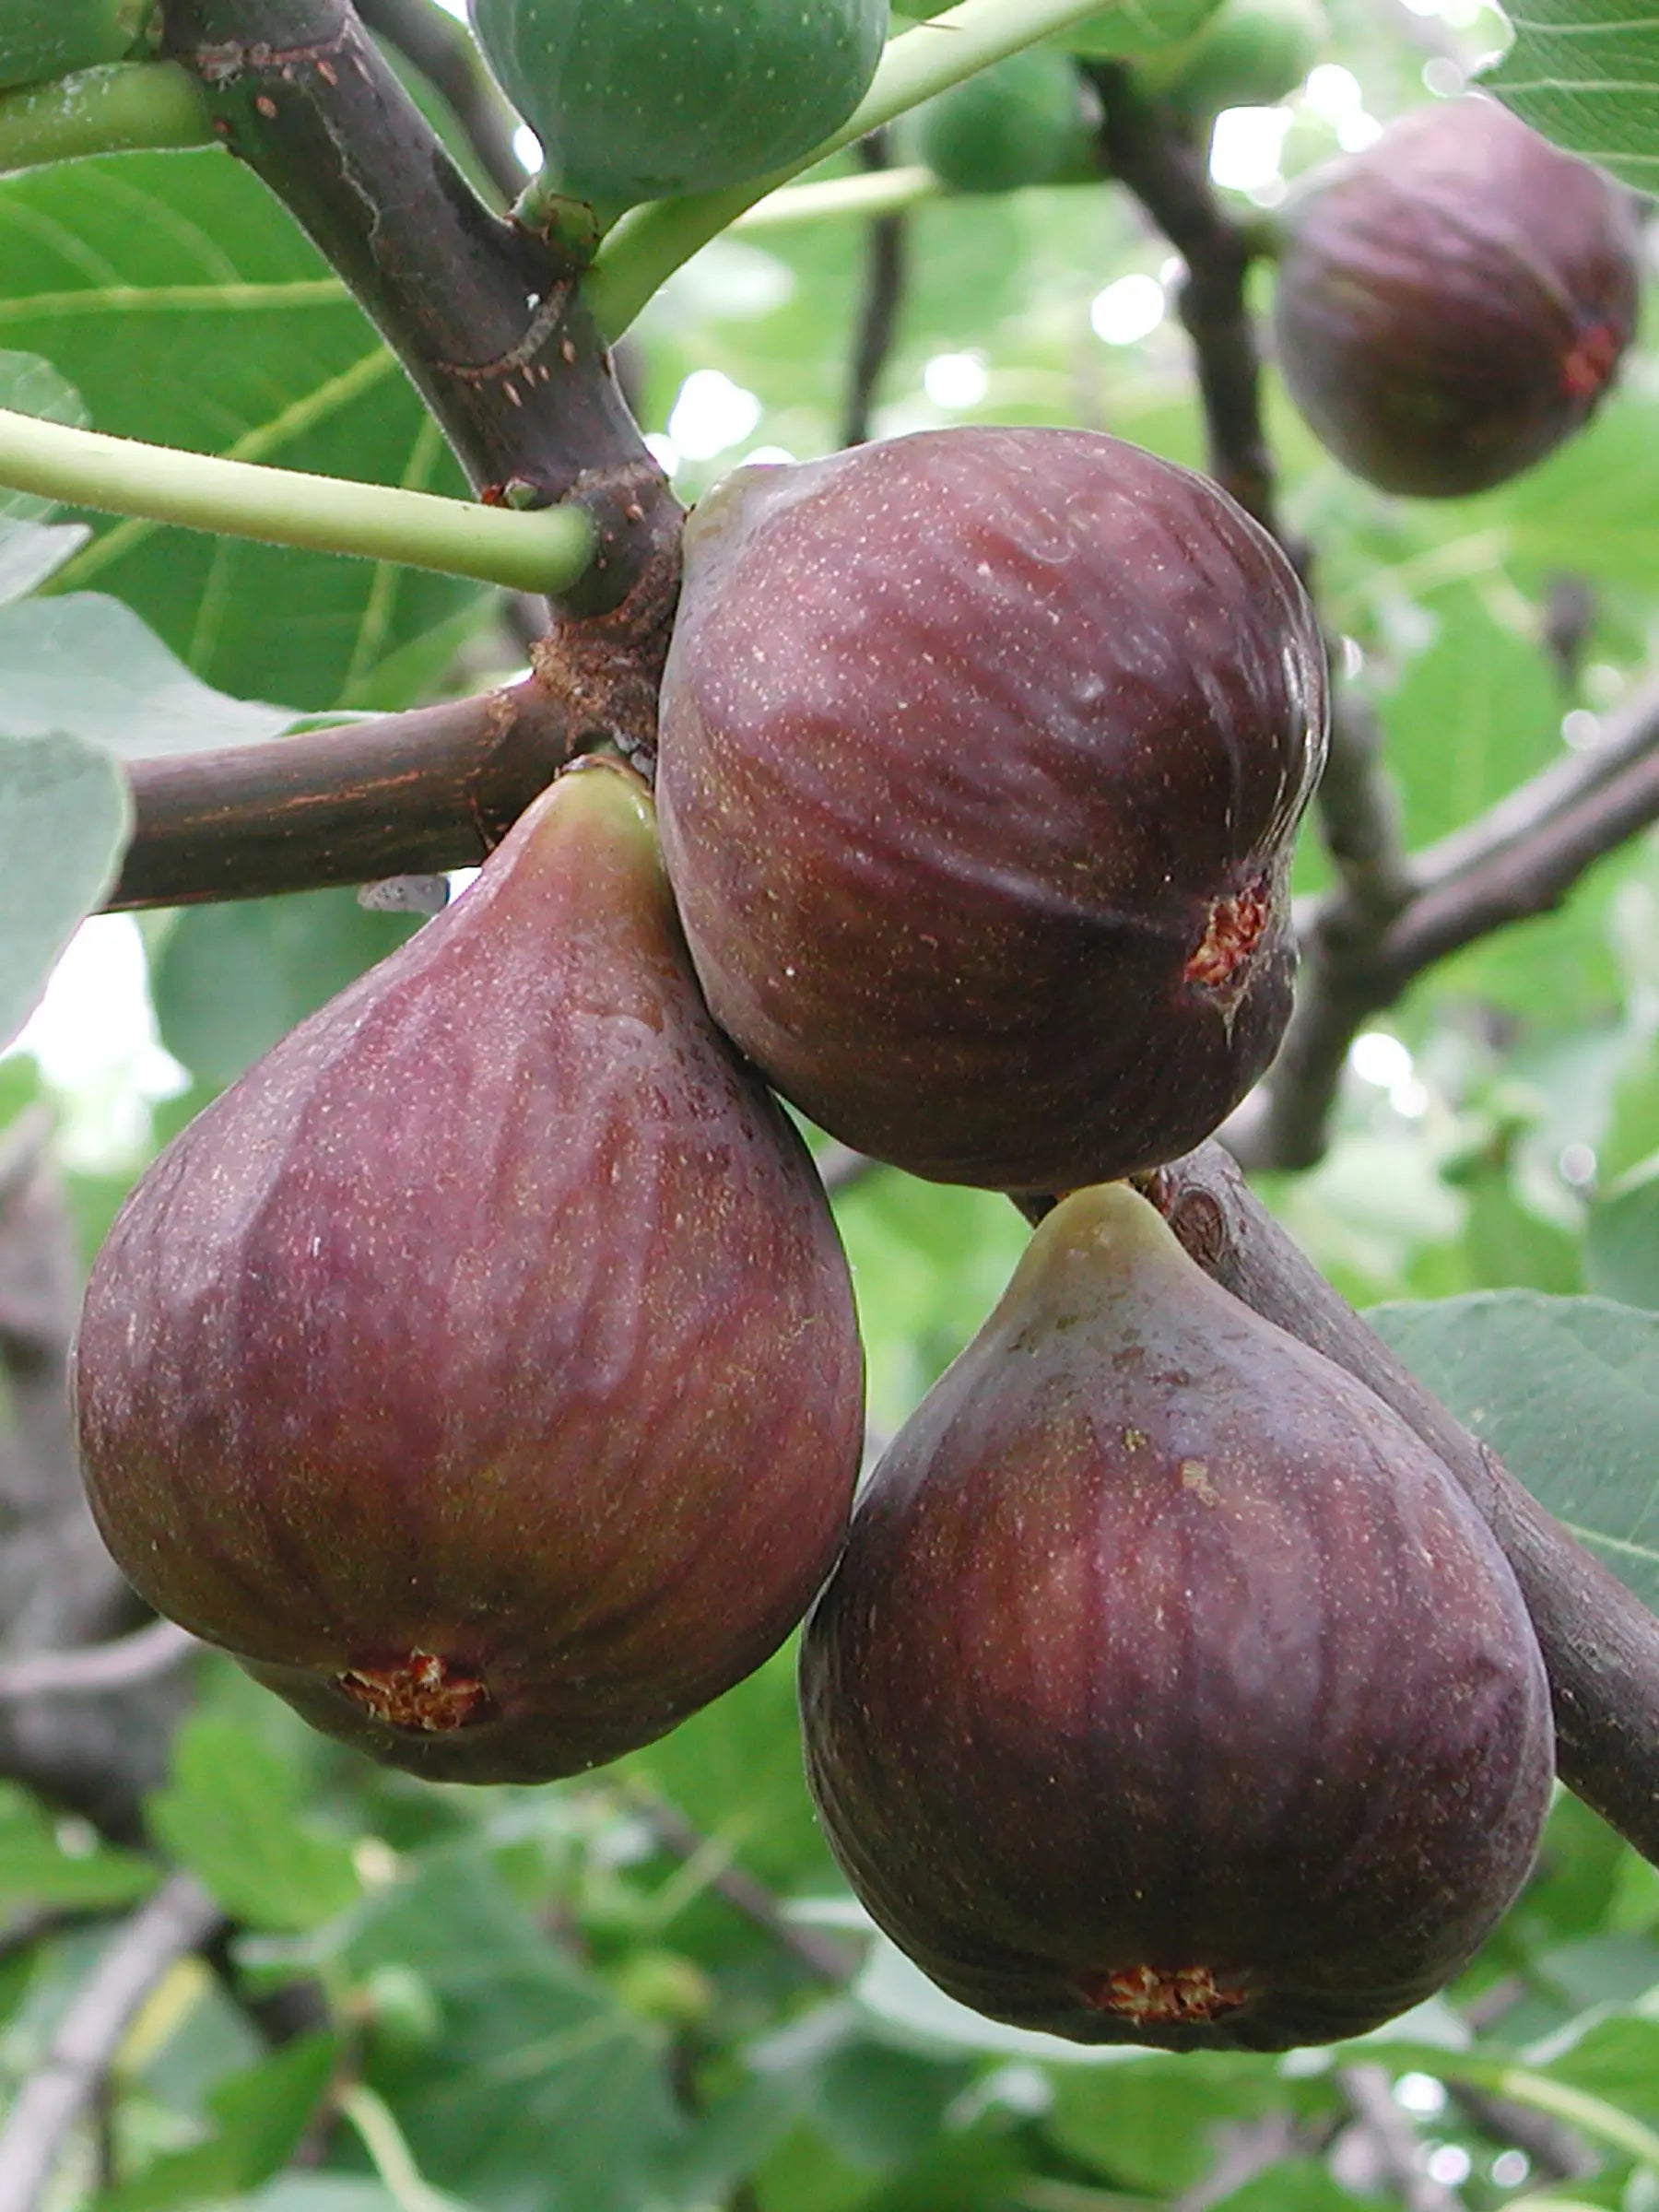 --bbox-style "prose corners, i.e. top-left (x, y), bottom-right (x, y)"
top-left (841, 131), bottom-right (912, 449)
top-left (1241, 675), bottom-right (1659, 1168)
top-left (0, 1872), bottom-right (225, 2212)
top-left (0, 1112), bottom-right (188, 1837)
top-left (1086, 63), bottom-right (1278, 535)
